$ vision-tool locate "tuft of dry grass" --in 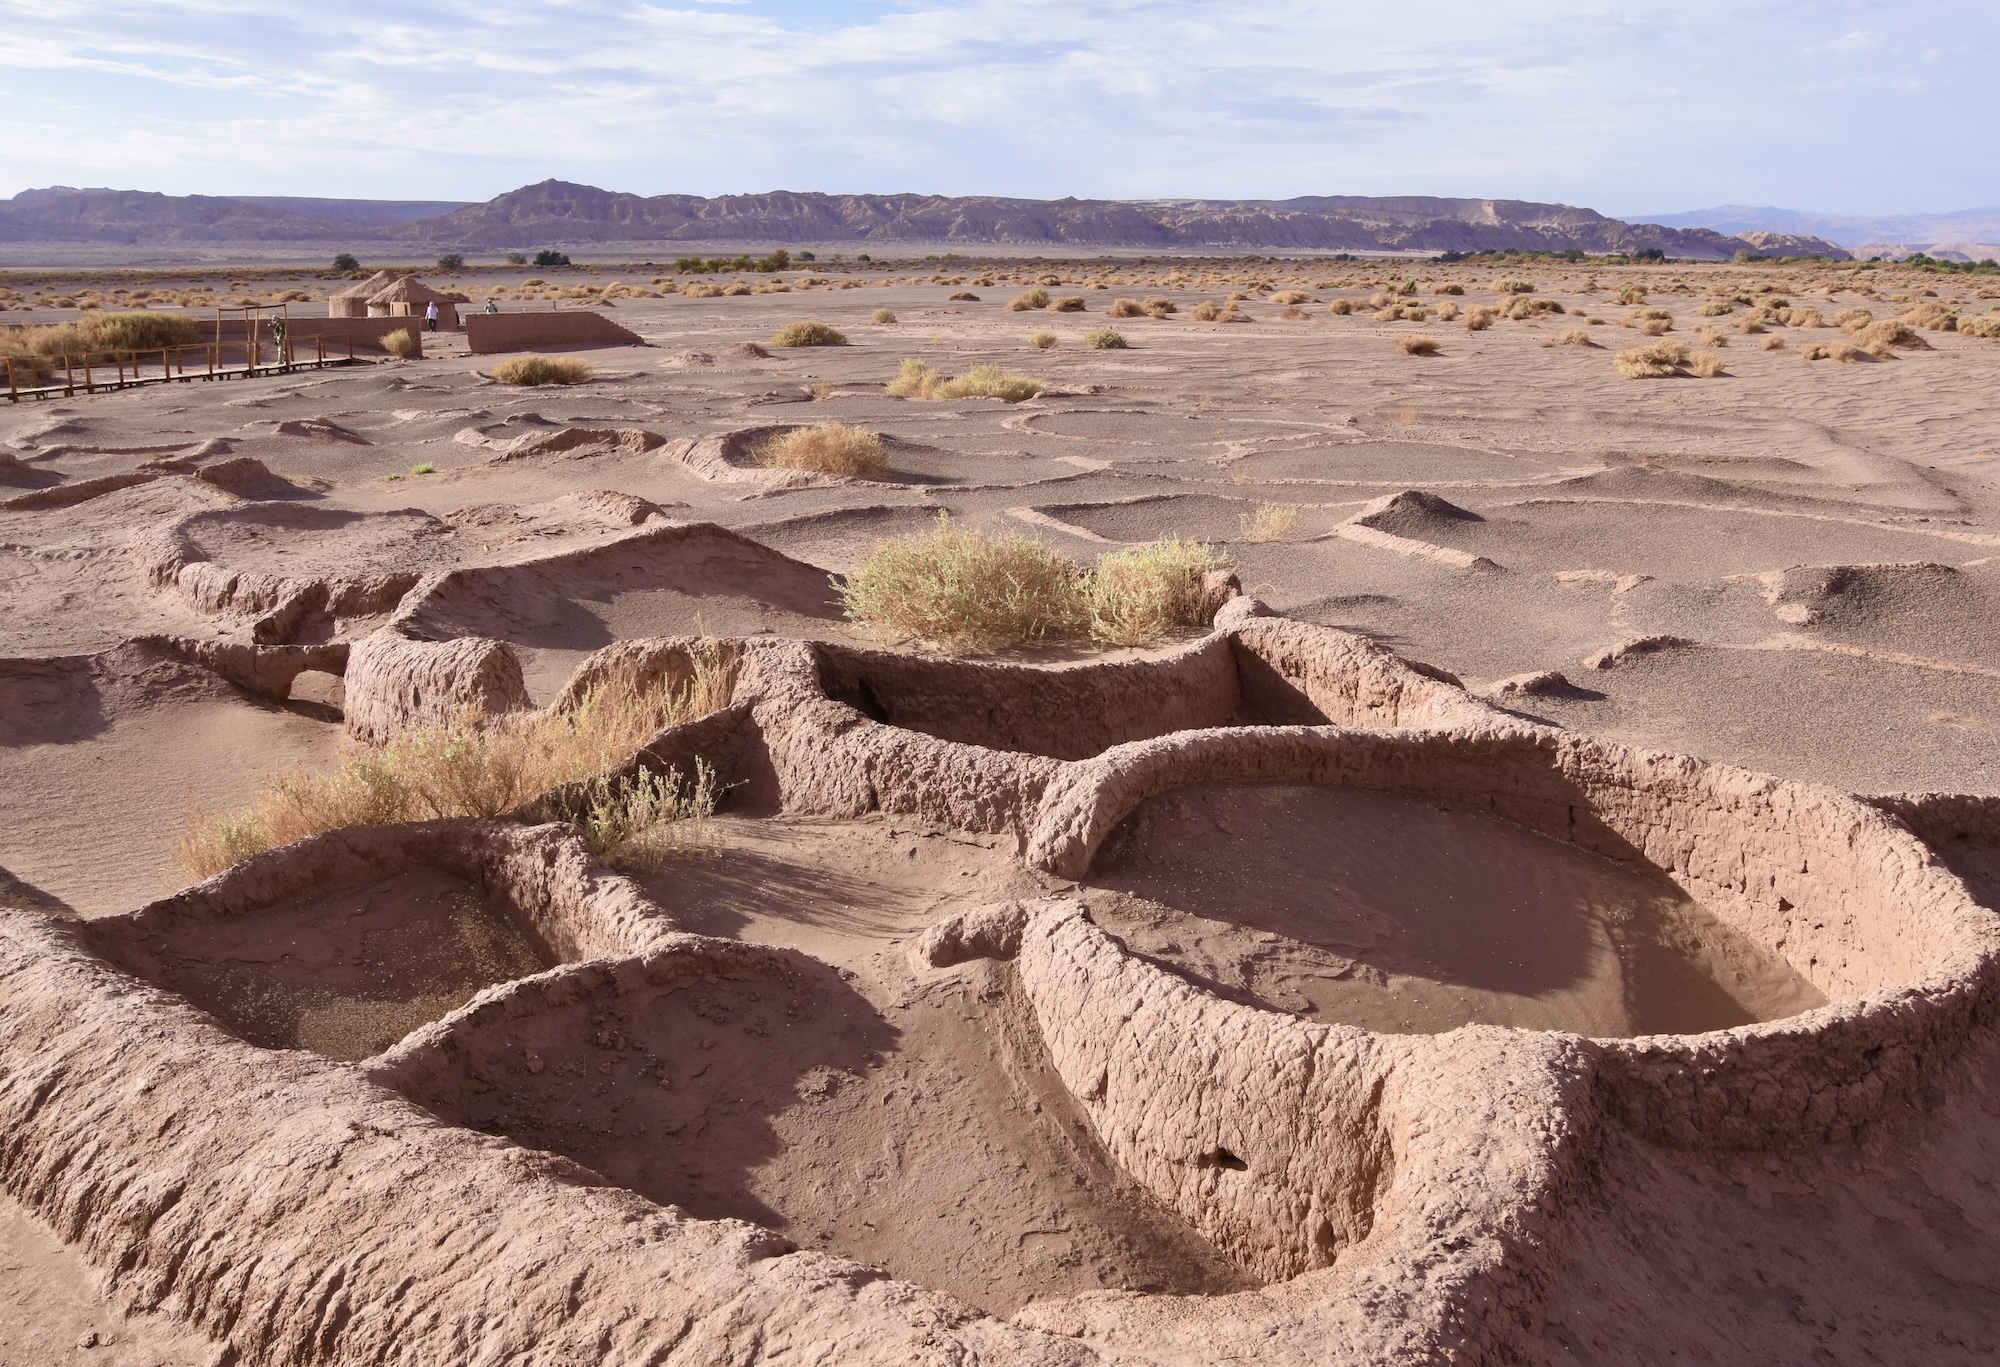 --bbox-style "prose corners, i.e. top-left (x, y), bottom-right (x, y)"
top-left (1028, 331), bottom-right (1058, 349)
top-left (1852, 319), bottom-right (1932, 356)
top-left (871, 307), bottom-right (897, 324)
top-left (1833, 307), bottom-right (1875, 330)
top-left (758, 423), bottom-right (889, 478)
top-left (1496, 278), bottom-right (1536, 294)
top-left (1504, 296), bottom-right (1565, 321)
top-left (948, 291), bottom-right (980, 301)
top-left (1617, 285), bottom-right (1647, 305)
top-left (1464, 305), bottom-right (1498, 331)
top-left (1697, 301), bottom-right (1734, 317)
top-left (1009, 287), bottom-right (1051, 311)
top-left (1434, 301), bottom-right (1460, 322)
top-left (887, 358), bottom-right (1042, 402)
top-left (1106, 298), bottom-right (1147, 318)
top-left (1959, 314), bottom-right (2000, 339)
top-left (1048, 296), bottom-right (1087, 313)
top-left (1327, 299), bottom-right (1356, 316)
top-left (1434, 283), bottom-right (1465, 296)
top-left (1268, 290), bottom-right (1311, 305)
top-left (1086, 539), bottom-right (1233, 648)
top-left (1696, 325), bottom-right (1729, 347)
top-left (1191, 300), bottom-right (1247, 322)
top-left (1085, 329), bottom-right (1129, 349)
top-left (1397, 335), bottom-right (1441, 356)
top-left (493, 354), bottom-right (592, 386)
top-left (175, 657), bottom-right (734, 880)
top-left (1239, 503), bottom-right (1301, 542)
top-left (1763, 335), bottom-right (1786, 351)
top-left (1688, 349), bottom-right (1726, 378)
top-left (680, 281), bottom-right (724, 298)
top-left (839, 511), bottom-right (1082, 654)
top-left (771, 320), bottom-right (848, 347)
top-left (1142, 297), bottom-right (1177, 317)
top-left (1784, 306), bottom-right (1824, 329)
top-left (1614, 340), bottom-right (1690, 378)
top-left (381, 329), bottom-right (418, 359)
top-left (1559, 328), bottom-right (1595, 346)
